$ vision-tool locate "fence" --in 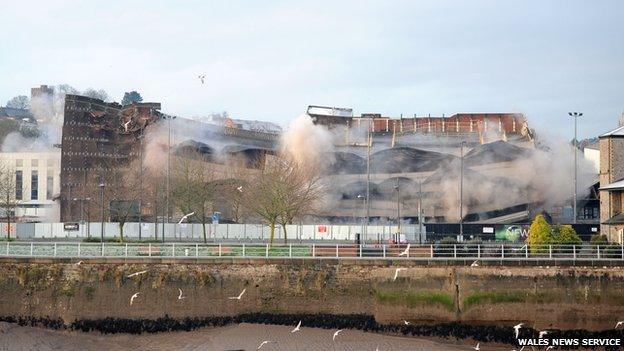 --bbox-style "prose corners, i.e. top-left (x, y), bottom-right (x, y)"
top-left (1, 222), bottom-right (425, 243)
top-left (1, 243), bottom-right (622, 261)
